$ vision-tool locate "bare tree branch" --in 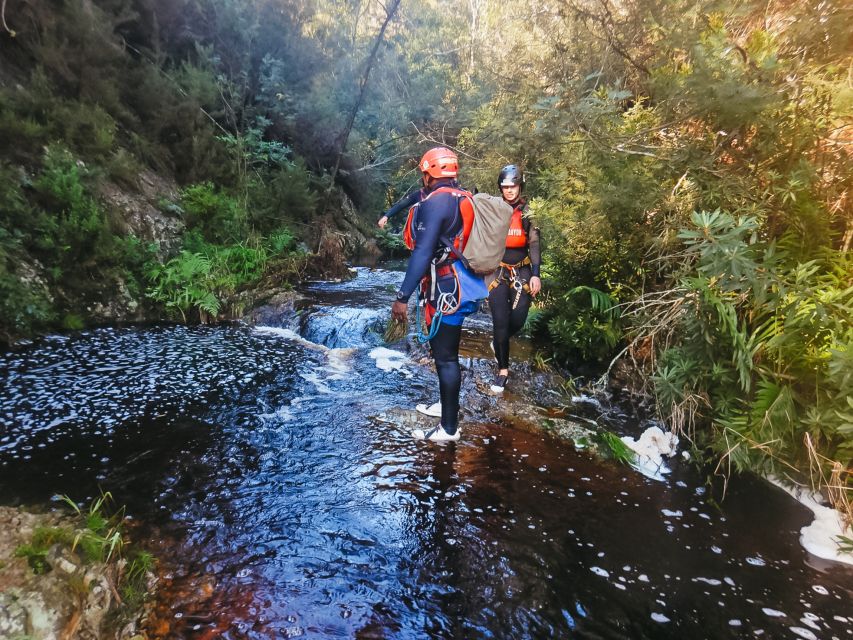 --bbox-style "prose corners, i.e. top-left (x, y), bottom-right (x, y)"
top-left (323, 0), bottom-right (403, 214)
